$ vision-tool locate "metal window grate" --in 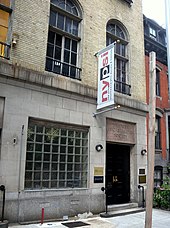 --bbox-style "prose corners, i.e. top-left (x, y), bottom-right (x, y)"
top-left (46, 59), bottom-right (81, 80)
top-left (114, 80), bottom-right (131, 95)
